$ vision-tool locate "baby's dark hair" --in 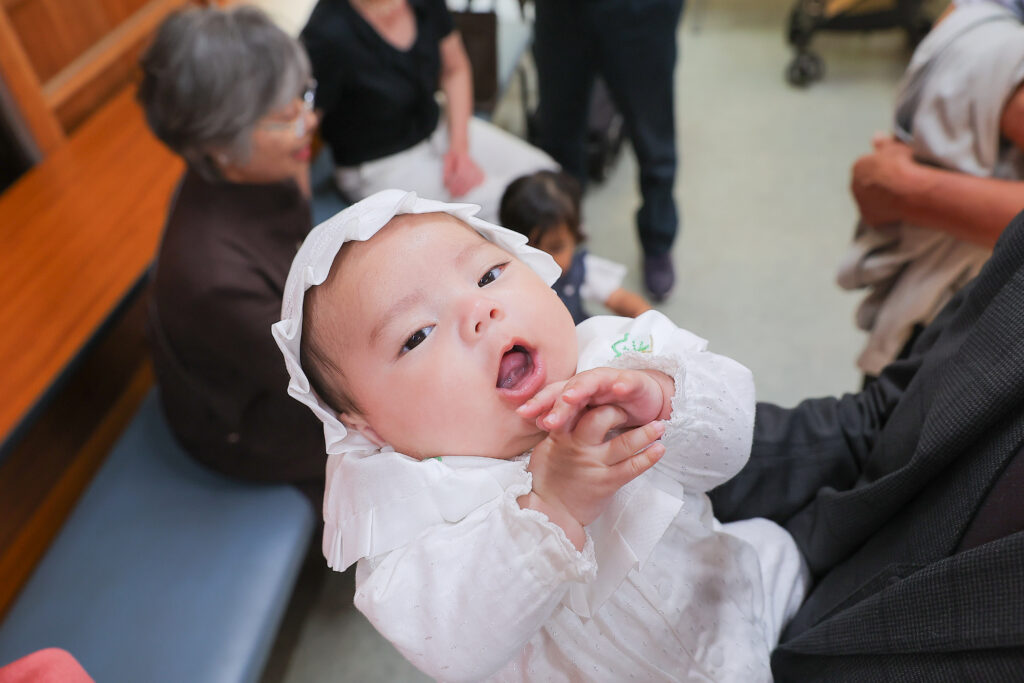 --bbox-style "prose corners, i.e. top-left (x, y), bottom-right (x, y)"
top-left (299, 244), bottom-right (360, 417)
top-left (499, 170), bottom-right (585, 246)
